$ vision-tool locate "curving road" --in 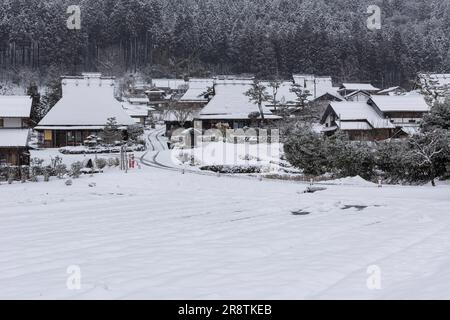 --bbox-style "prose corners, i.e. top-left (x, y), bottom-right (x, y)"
top-left (139, 128), bottom-right (183, 172)
top-left (139, 130), bottom-right (270, 182)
